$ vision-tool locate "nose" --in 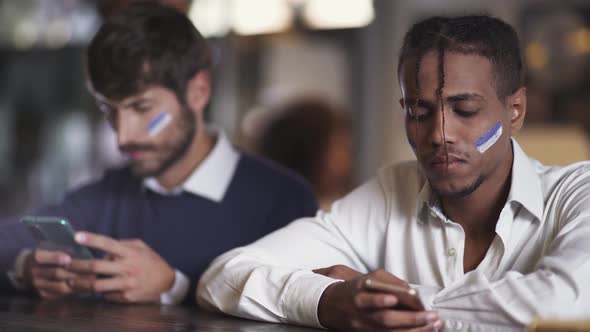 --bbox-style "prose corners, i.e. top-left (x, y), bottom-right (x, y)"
top-left (115, 110), bottom-right (141, 147)
top-left (428, 106), bottom-right (456, 147)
